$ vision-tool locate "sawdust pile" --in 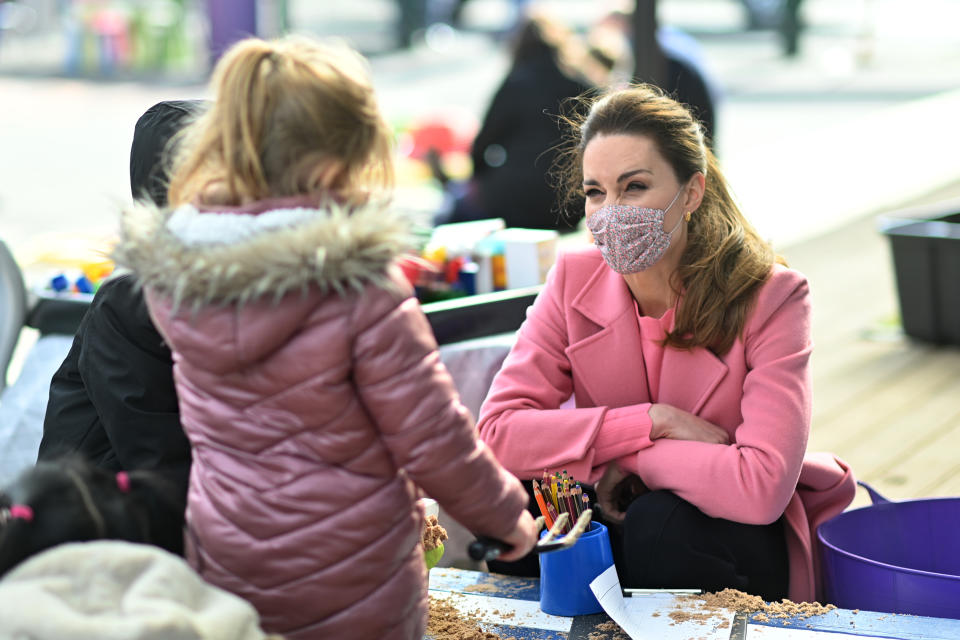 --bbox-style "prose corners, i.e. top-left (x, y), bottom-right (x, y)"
top-left (423, 515), bottom-right (448, 552)
top-left (462, 583), bottom-right (500, 594)
top-left (586, 620), bottom-right (629, 640)
top-left (427, 596), bottom-right (539, 640)
top-left (460, 575), bottom-right (531, 596)
top-left (427, 596), bottom-right (501, 640)
top-left (669, 588), bottom-right (836, 625)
